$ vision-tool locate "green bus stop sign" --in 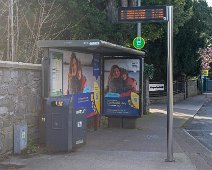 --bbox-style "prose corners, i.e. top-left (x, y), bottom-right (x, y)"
top-left (133, 37), bottom-right (145, 49)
